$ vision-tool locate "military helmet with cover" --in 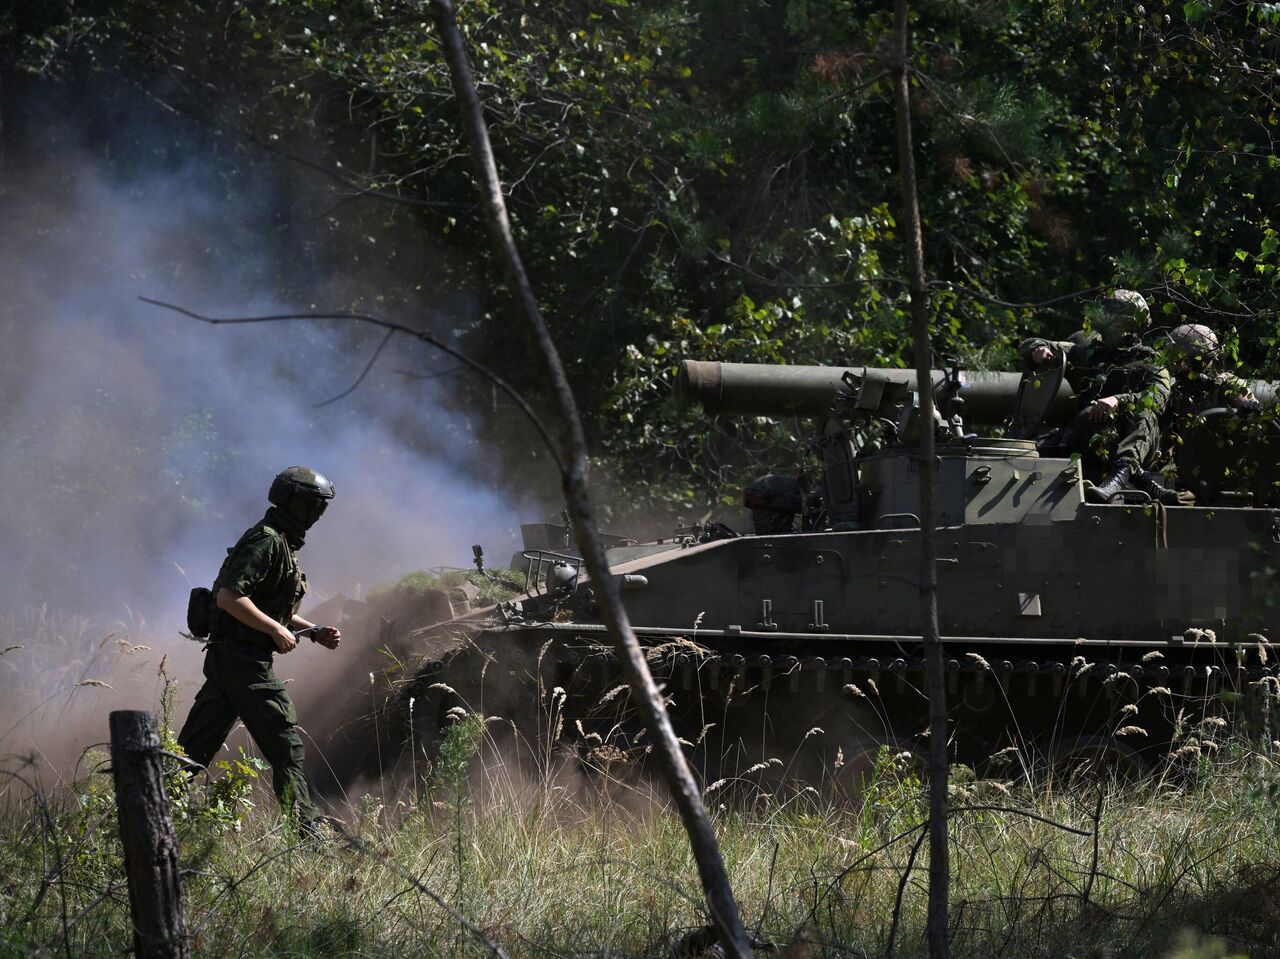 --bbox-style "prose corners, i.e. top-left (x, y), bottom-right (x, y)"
top-left (1092, 288), bottom-right (1151, 348)
top-left (1167, 323), bottom-right (1219, 360)
top-left (1100, 289), bottom-right (1151, 324)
